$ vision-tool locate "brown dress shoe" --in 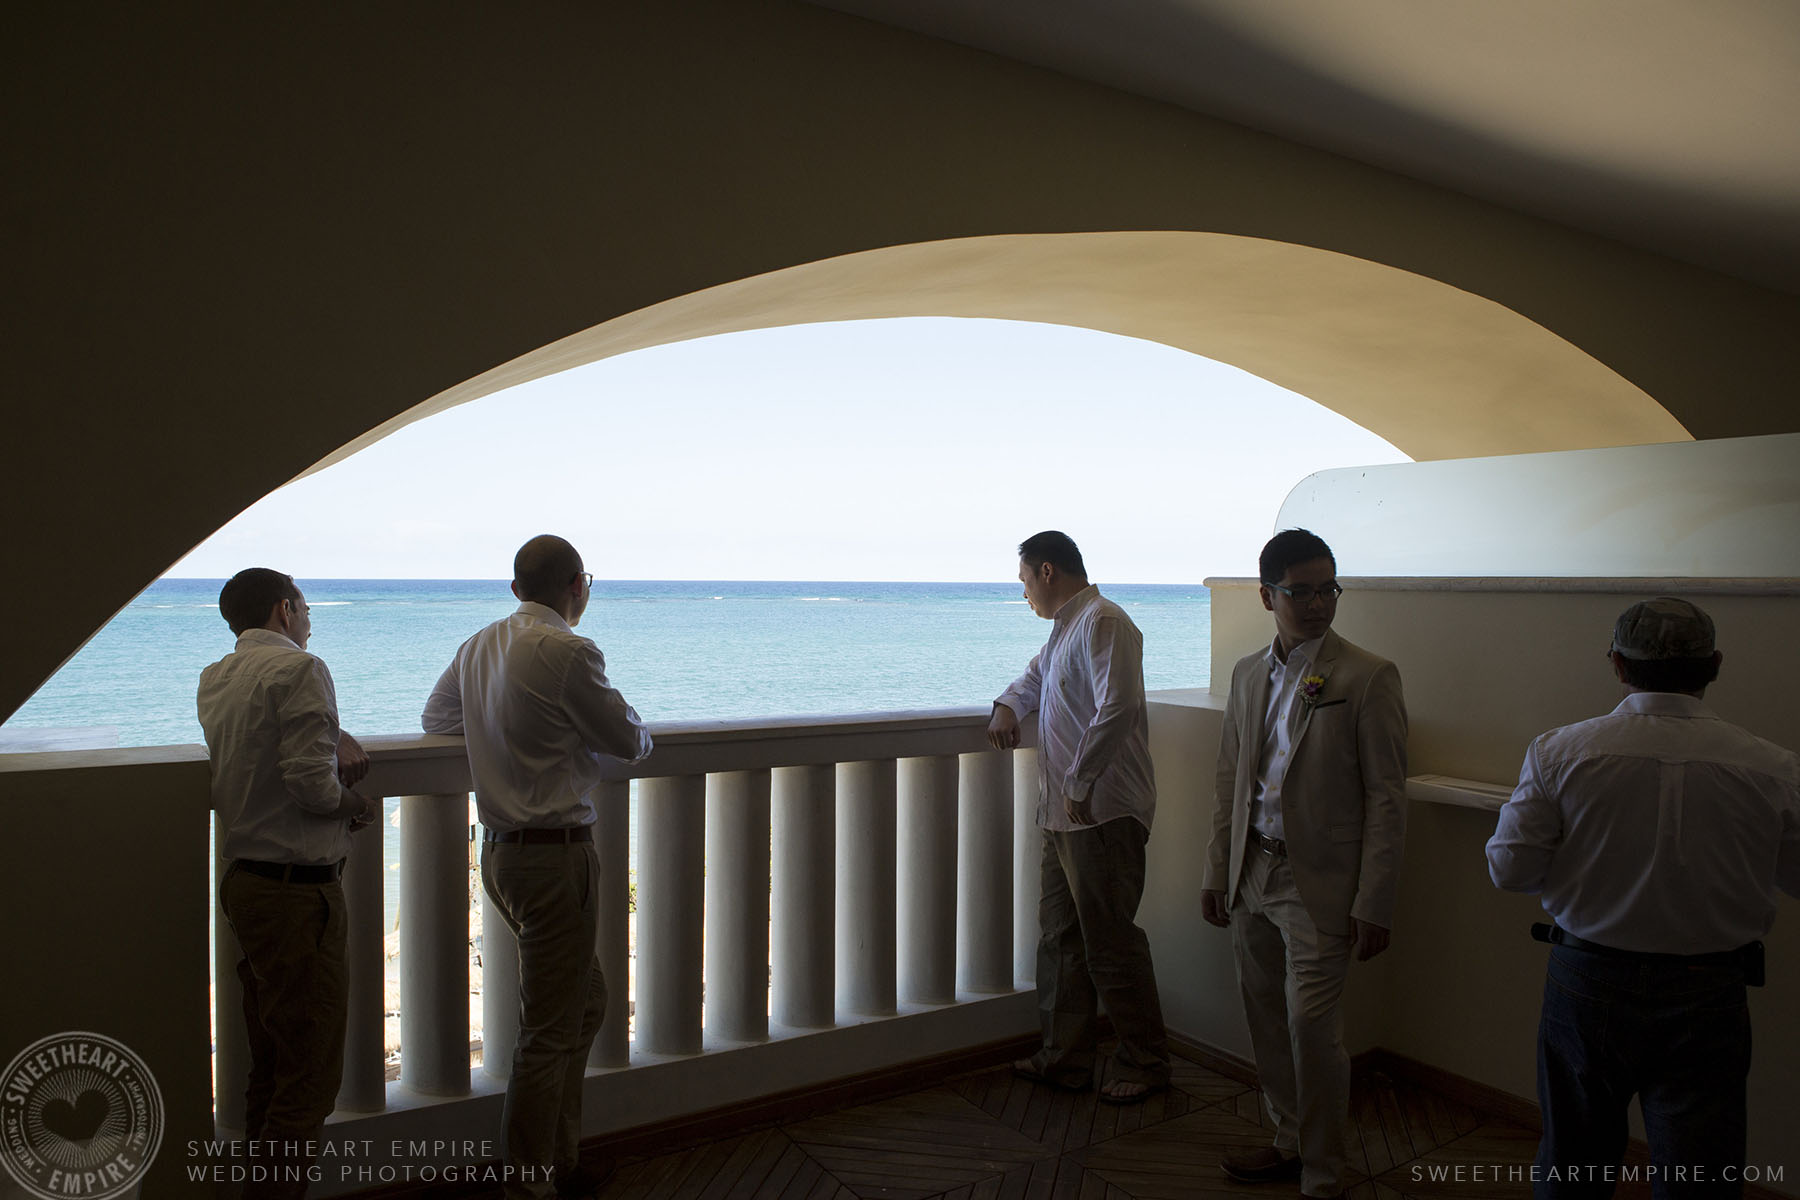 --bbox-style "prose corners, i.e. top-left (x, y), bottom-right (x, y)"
top-left (1220, 1146), bottom-right (1304, 1183)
